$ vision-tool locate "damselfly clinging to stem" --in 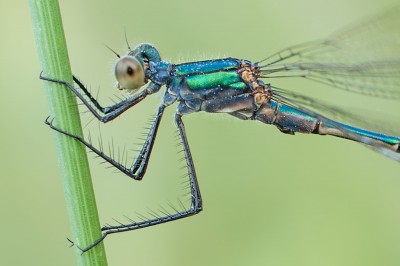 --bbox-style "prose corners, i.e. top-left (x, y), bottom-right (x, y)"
top-left (41, 7), bottom-right (400, 252)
